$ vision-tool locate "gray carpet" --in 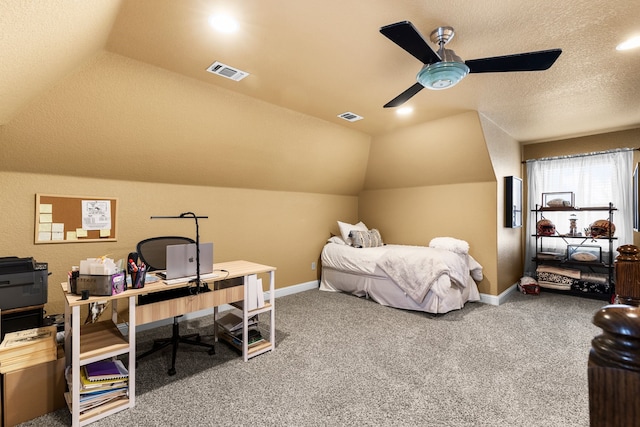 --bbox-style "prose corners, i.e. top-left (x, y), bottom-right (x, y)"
top-left (19, 289), bottom-right (606, 426)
